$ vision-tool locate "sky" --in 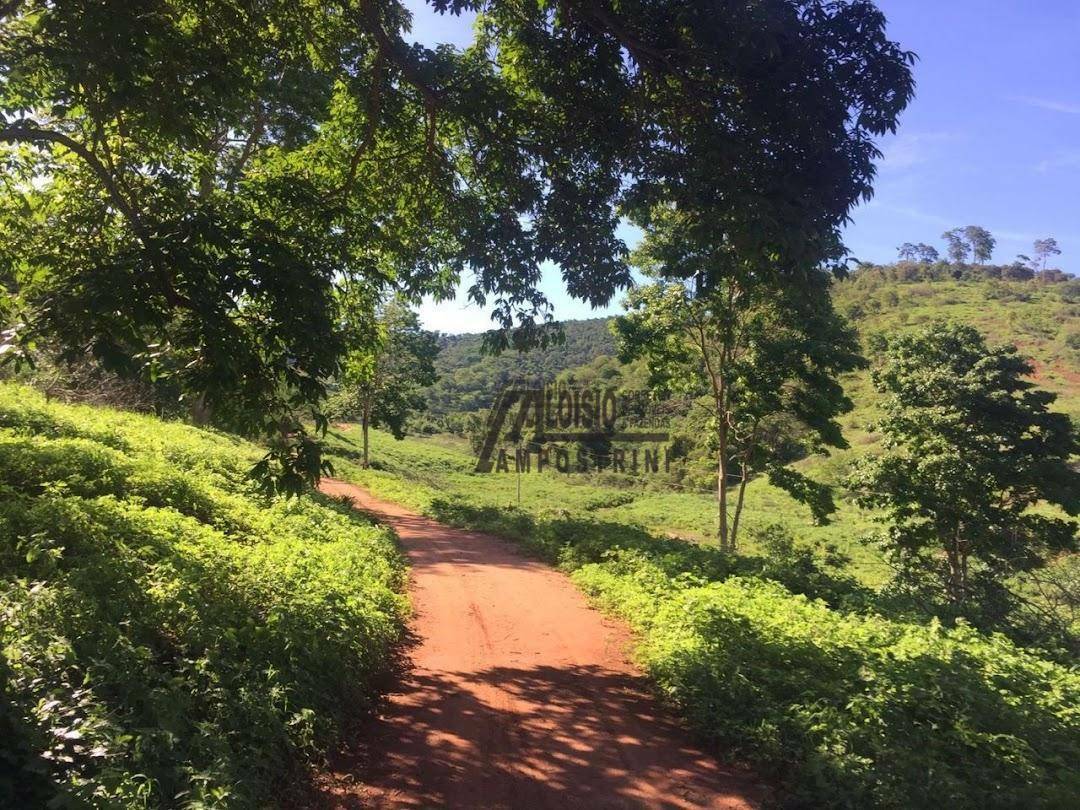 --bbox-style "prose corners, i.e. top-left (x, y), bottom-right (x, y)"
top-left (404, 0), bottom-right (1080, 333)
